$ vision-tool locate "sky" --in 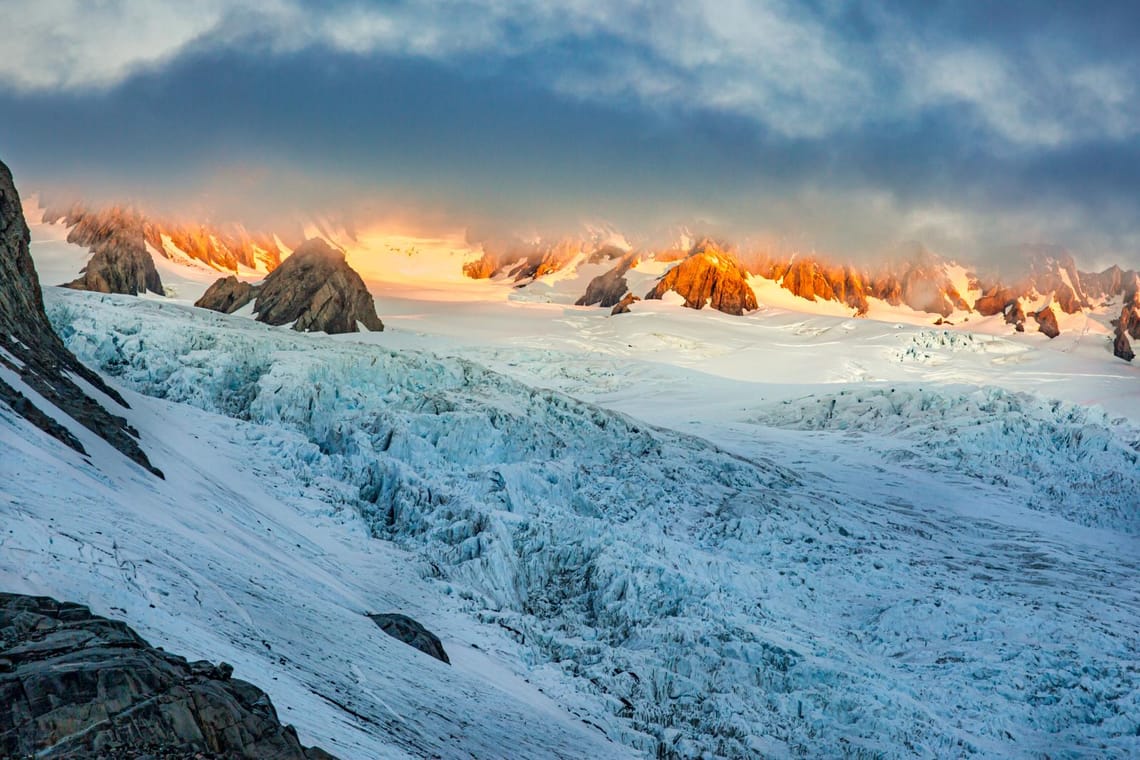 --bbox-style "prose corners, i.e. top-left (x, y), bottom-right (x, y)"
top-left (2, 0), bottom-right (1140, 266)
